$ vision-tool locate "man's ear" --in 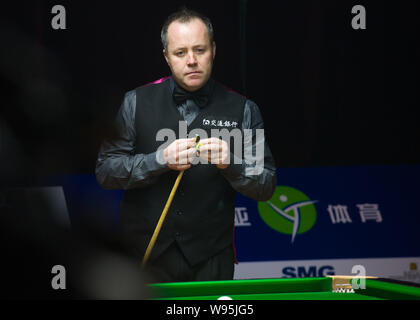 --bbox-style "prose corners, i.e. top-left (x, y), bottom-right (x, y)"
top-left (212, 41), bottom-right (216, 59)
top-left (163, 49), bottom-right (169, 65)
